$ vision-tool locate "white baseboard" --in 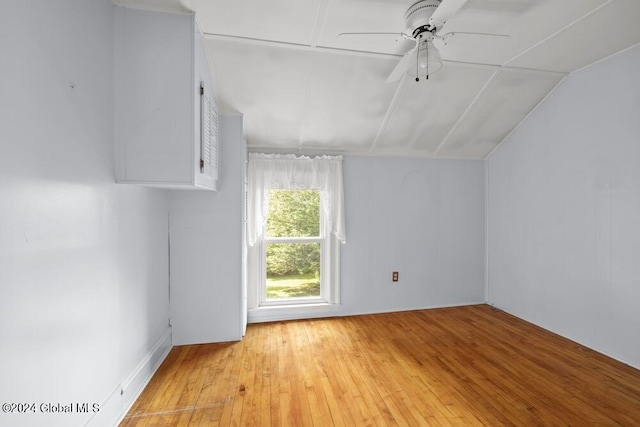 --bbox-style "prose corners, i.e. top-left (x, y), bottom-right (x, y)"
top-left (248, 301), bottom-right (486, 324)
top-left (84, 327), bottom-right (172, 427)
